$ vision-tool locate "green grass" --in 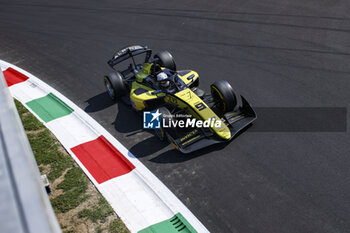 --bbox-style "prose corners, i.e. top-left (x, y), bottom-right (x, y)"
top-left (22, 113), bottom-right (44, 131)
top-left (57, 167), bottom-right (88, 192)
top-left (51, 167), bottom-right (90, 213)
top-left (27, 130), bottom-right (74, 181)
top-left (96, 226), bottom-right (104, 233)
top-left (109, 219), bottom-right (130, 233)
top-left (78, 196), bottom-right (114, 223)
